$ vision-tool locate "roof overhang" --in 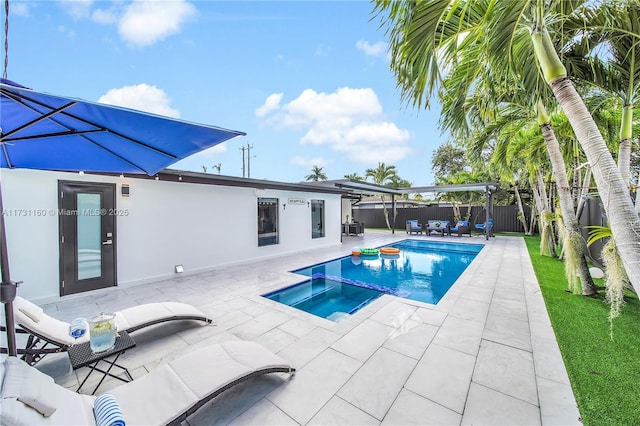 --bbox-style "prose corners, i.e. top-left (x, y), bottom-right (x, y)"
top-left (306, 180), bottom-right (498, 196)
top-left (398, 183), bottom-right (498, 194)
top-left (311, 179), bottom-right (404, 196)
